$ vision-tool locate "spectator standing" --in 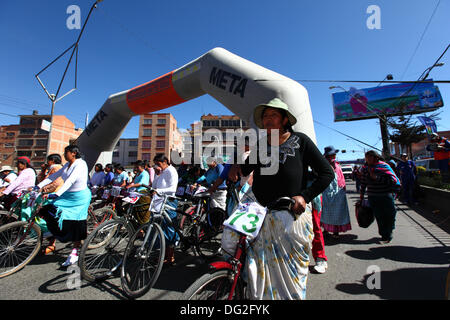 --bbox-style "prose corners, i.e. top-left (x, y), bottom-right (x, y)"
top-left (89, 164), bottom-right (106, 187)
top-left (396, 153), bottom-right (417, 205)
top-left (320, 146), bottom-right (352, 238)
